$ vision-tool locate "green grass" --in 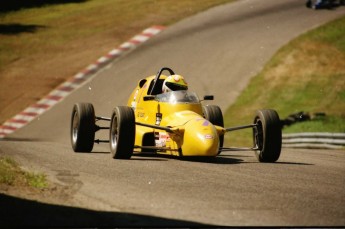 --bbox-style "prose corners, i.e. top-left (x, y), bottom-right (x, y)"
top-left (0, 157), bottom-right (18, 185)
top-left (25, 172), bottom-right (47, 189)
top-left (0, 157), bottom-right (48, 189)
top-left (223, 16), bottom-right (345, 146)
top-left (283, 116), bottom-right (345, 134)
